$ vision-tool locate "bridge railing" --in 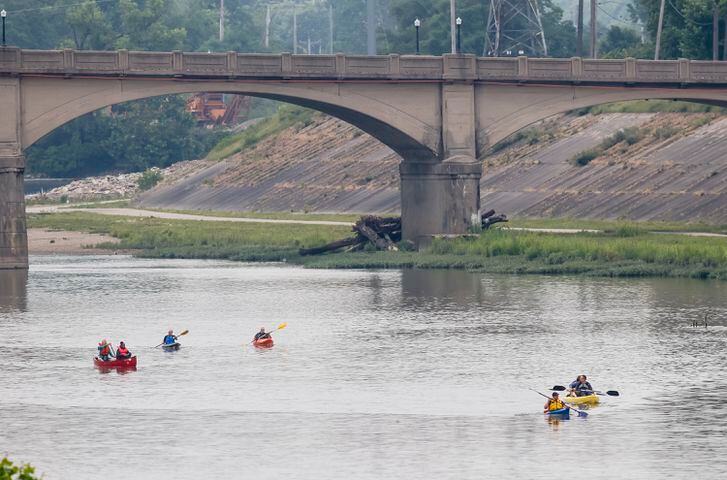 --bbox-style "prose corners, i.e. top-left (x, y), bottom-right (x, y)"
top-left (2, 48), bottom-right (727, 84)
